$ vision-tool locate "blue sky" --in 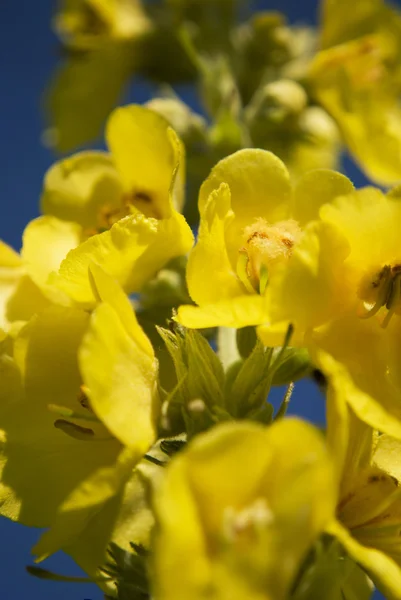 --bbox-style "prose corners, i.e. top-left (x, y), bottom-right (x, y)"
top-left (0, 0), bottom-right (397, 598)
